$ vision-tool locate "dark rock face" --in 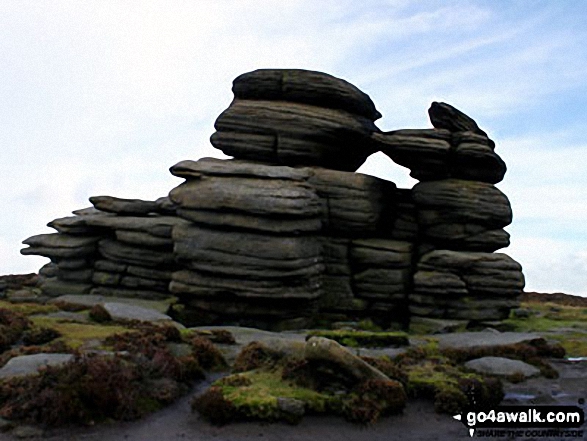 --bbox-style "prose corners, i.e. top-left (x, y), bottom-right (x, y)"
top-left (21, 68), bottom-right (524, 329)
